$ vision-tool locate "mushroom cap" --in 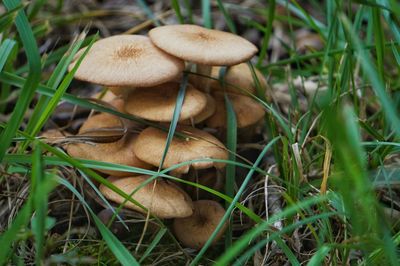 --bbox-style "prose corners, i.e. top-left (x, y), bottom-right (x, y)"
top-left (181, 93), bottom-right (216, 125)
top-left (206, 92), bottom-right (265, 128)
top-left (69, 35), bottom-right (185, 87)
top-left (173, 200), bottom-right (227, 249)
top-left (124, 82), bottom-right (207, 122)
top-left (149, 24), bottom-right (258, 66)
top-left (66, 112), bottom-right (151, 177)
top-left (133, 126), bottom-right (228, 173)
top-left (208, 63), bottom-right (267, 95)
top-left (100, 176), bottom-right (194, 218)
